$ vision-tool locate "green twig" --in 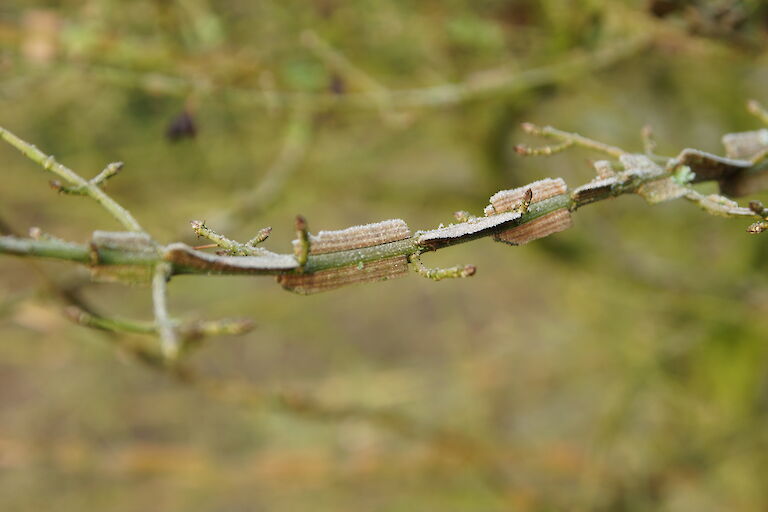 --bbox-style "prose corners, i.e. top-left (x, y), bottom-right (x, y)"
top-left (152, 262), bottom-right (178, 359)
top-left (520, 123), bottom-right (626, 158)
top-left (190, 220), bottom-right (270, 256)
top-left (246, 227), bottom-right (272, 247)
top-left (0, 126), bottom-right (143, 232)
top-left (410, 254), bottom-right (476, 281)
top-left (747, 99), bottom-right (768, 126)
